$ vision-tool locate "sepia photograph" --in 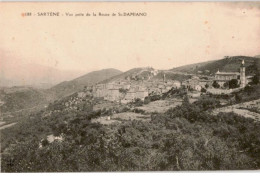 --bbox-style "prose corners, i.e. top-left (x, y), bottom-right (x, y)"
top-left (0, 1), bottom-right (260, 172)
